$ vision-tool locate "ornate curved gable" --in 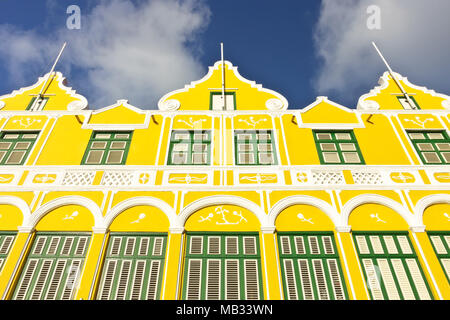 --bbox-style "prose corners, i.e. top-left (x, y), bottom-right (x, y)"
top-left (158, 60), bottom-right (288, 111)
top-left (0, 71), bottom-right (88, 111)
top-left (358, 71), bottom-right (450, 111)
